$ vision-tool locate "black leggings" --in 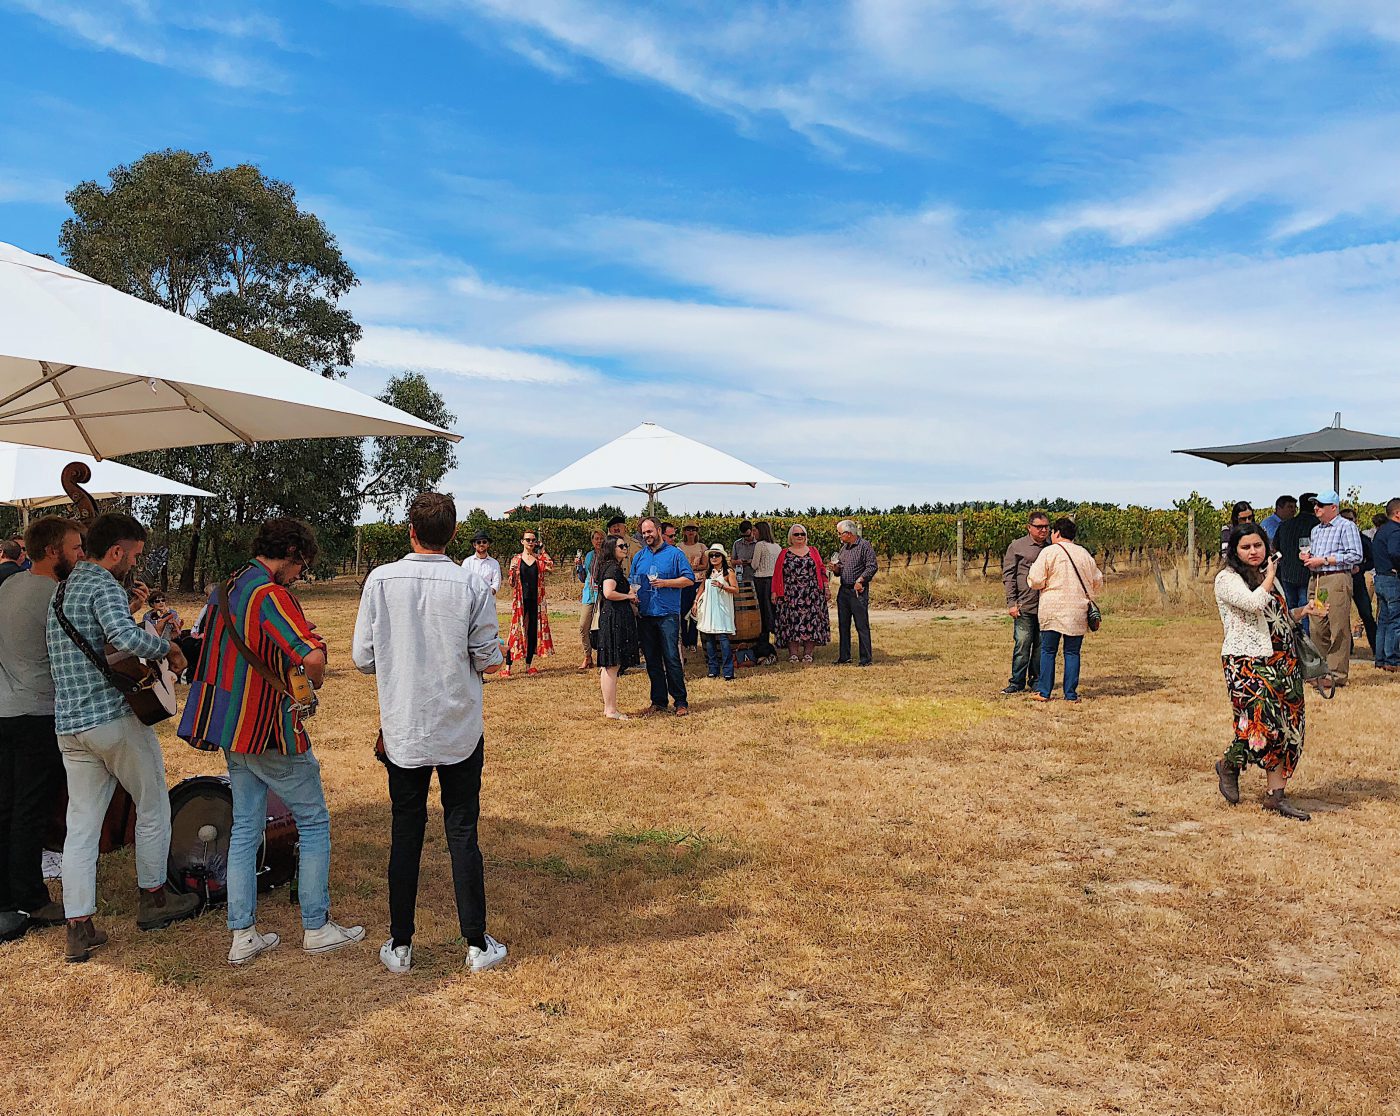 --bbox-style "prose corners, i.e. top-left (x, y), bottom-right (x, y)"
top-left (520, 591), bottom-right (538, 665)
